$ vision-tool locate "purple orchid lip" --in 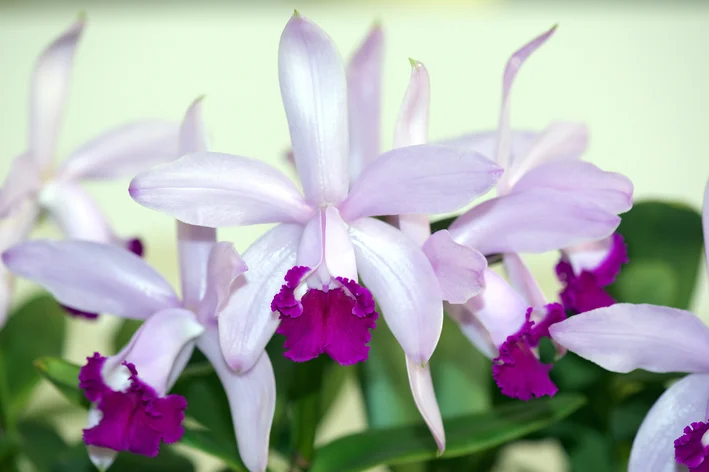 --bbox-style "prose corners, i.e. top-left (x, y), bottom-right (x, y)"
top-left (271, 266), bottom-right (378, 365)
top-left (78, 353), bottom-right (187, 457)
top-left (126, 238), bottom-right (145, 258)
top-left (675, 421), bottom-right (709, 471)
top-left (492, 304), bottom-right (566, 401)
top-left (556, 233), bottom-right (628, 314)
